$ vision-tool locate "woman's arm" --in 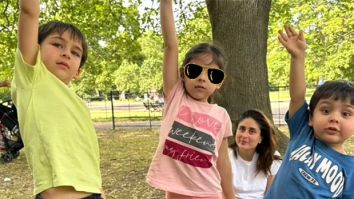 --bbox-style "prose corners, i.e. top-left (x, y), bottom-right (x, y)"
top-left (265, 175), bottom-right (275, 192)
